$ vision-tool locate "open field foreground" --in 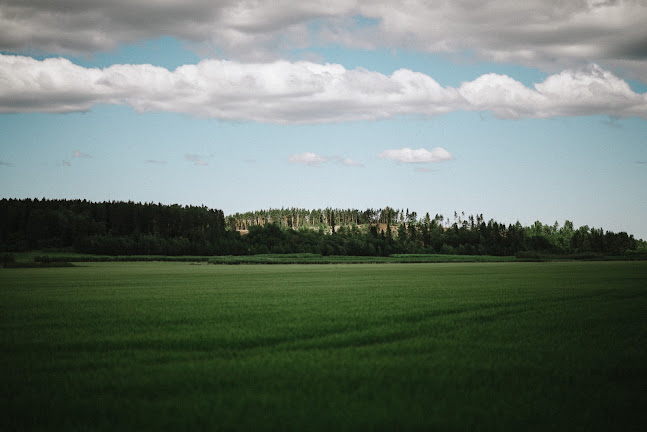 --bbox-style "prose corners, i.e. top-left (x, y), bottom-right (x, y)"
top-left (2, 262), bottom-right (646, 431)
